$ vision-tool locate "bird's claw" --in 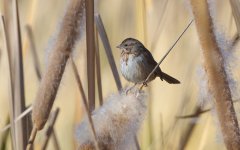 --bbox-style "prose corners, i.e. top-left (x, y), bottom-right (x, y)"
top-left (139, 82), bottom-right (147, 90)
top-left (125, 84), bottom-right (137, 95)
top-left (125, 88), bottom-right (131, 95)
